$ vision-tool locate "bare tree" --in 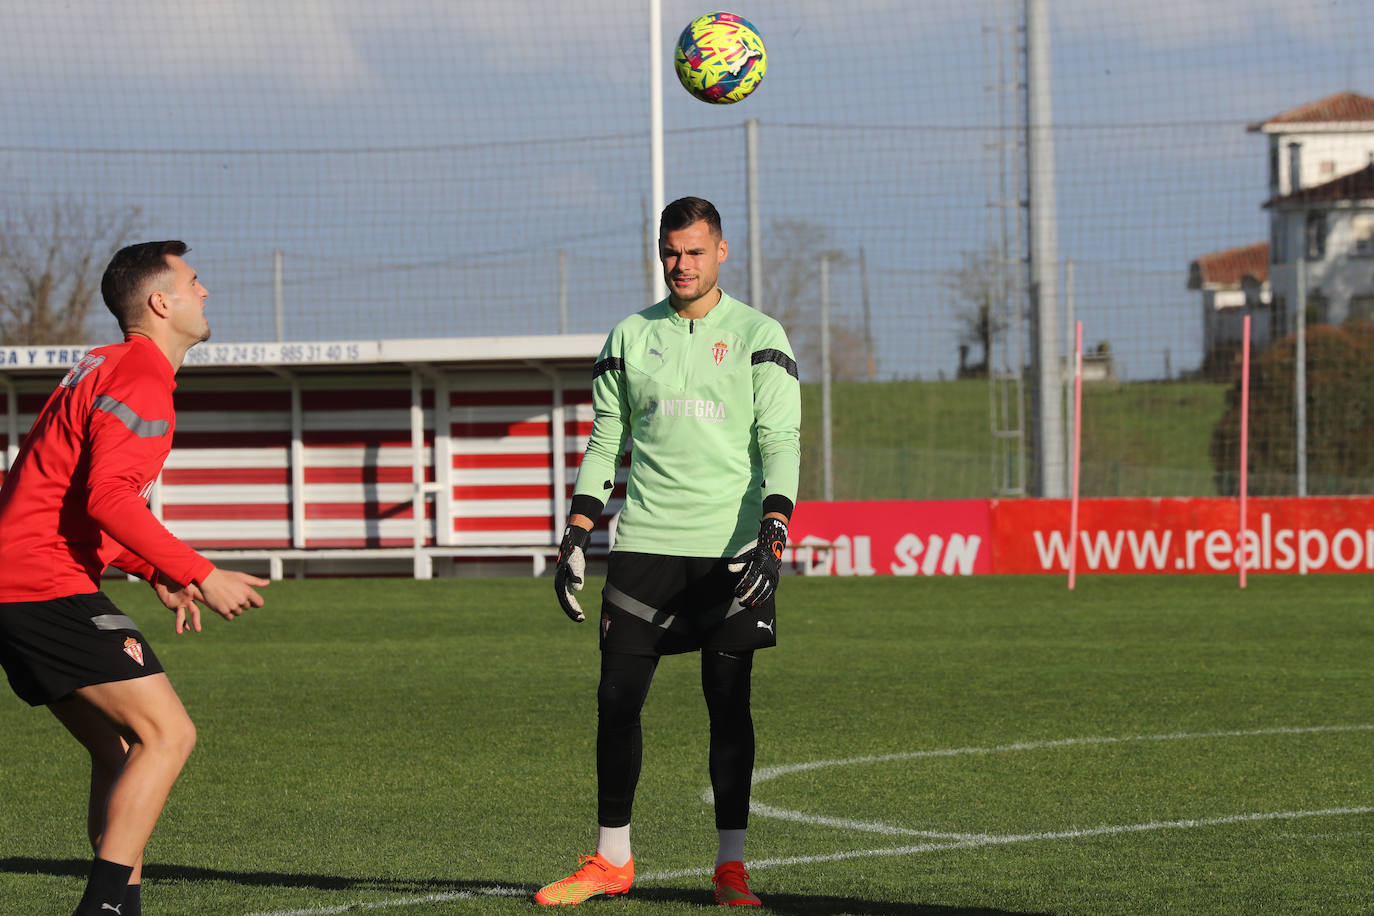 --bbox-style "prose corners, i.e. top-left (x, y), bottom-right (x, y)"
top-left (944, 247), bottom-right (1007, 378)
top-left (723, 218), bottom-right (871, 381)
top-left (802, 321), bottom-right (873, 383)
top-left (0, 200), bottom-right (144, 345)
